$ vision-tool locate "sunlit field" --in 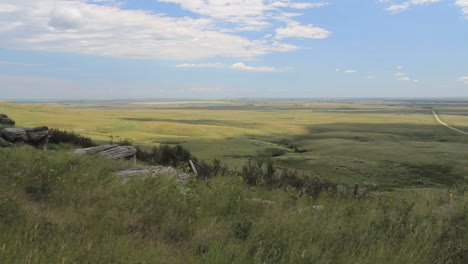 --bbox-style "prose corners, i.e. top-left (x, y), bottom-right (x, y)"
top-left (1, 99), bottom-right (468, 187)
